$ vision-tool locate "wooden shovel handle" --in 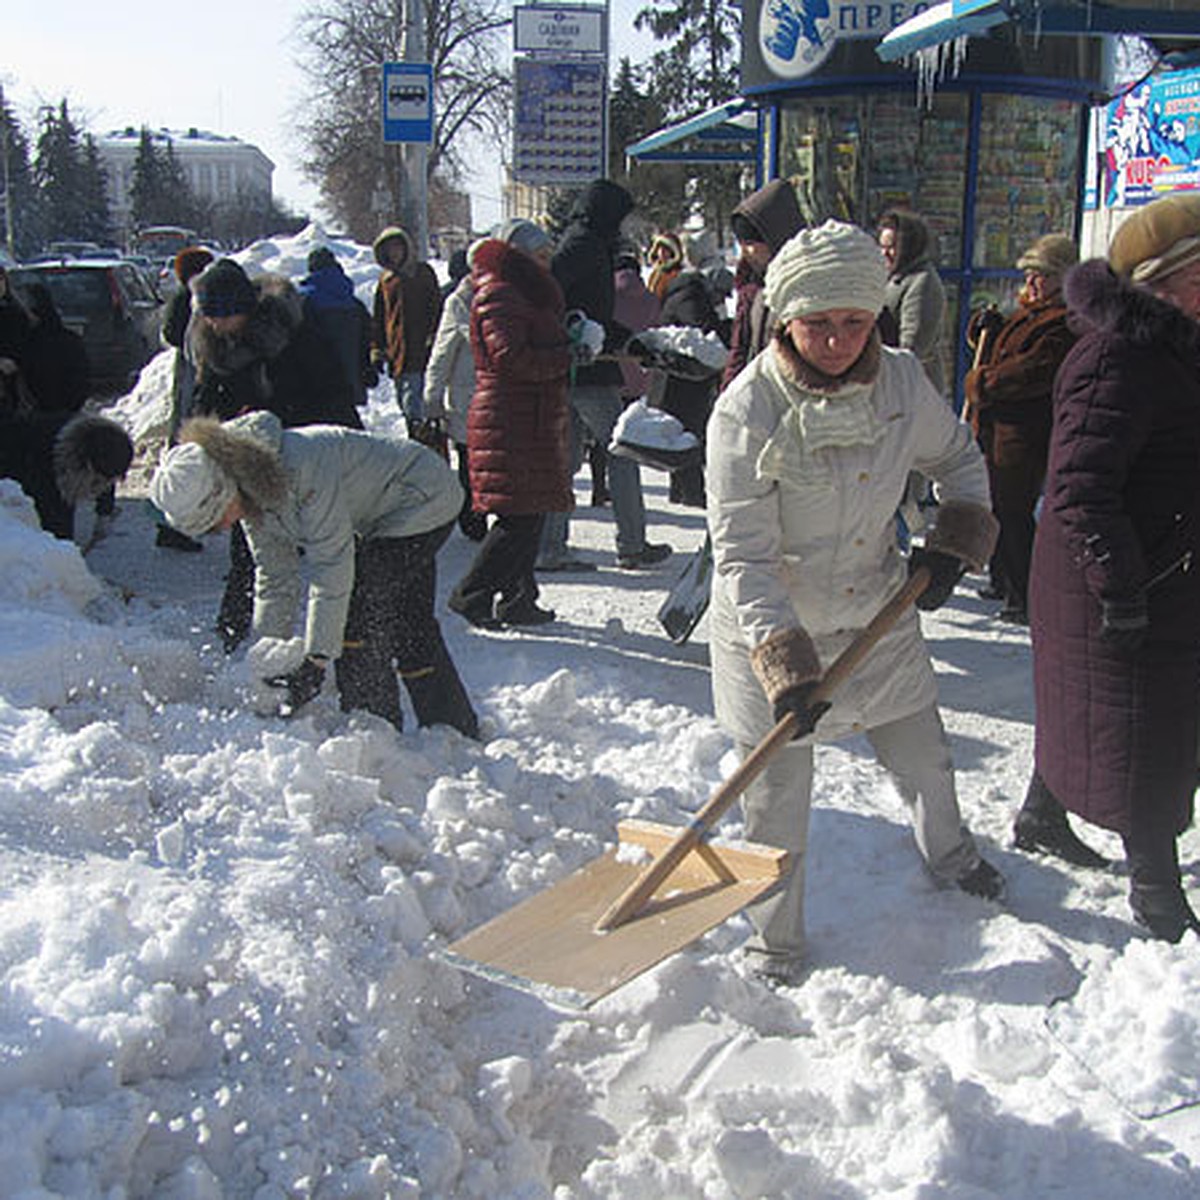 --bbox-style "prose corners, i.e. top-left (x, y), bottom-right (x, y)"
top-left (595, 565), bottom-right (931, 931)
